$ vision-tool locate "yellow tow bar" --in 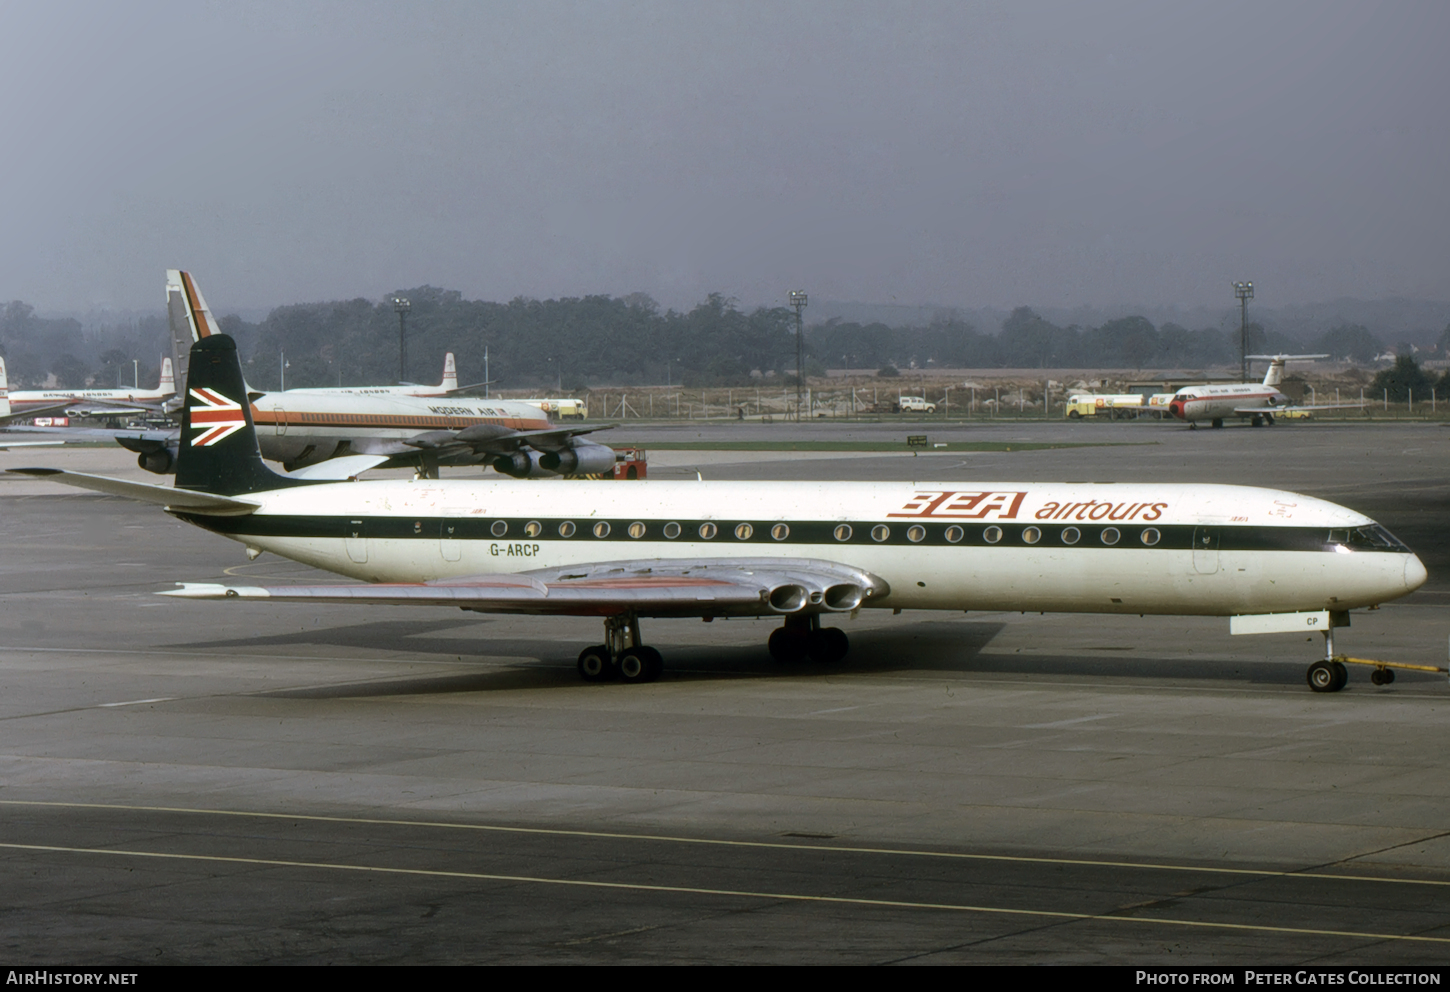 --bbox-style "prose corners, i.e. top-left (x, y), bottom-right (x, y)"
top-left (1336, 655), bottom-right (1449, 676)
